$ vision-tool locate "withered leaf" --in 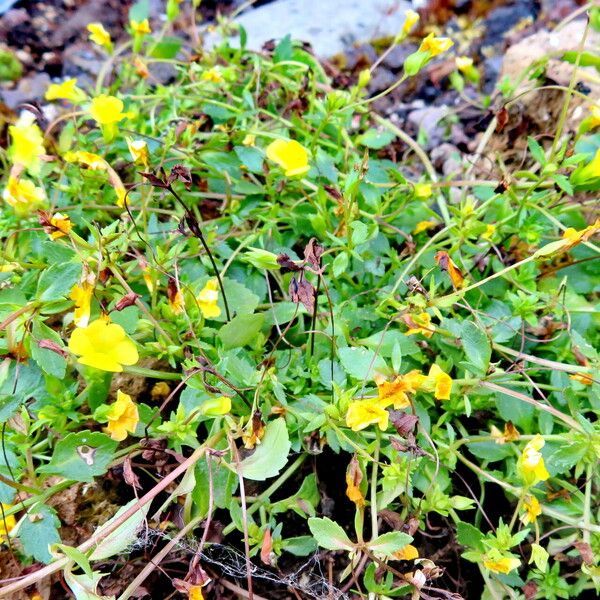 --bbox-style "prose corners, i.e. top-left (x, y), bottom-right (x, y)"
top-left (323, 185), bottom-right (343, 201)
top-left (168, 165), bottom-right (193, 189)
top-left (304, 238), bottom-right (324, 269)
top-left (123, 456), bottom-right (141, 490)
top-left (139, 171), bottom-right (168, 188)
top-left (115, 292), bottom-right (139, 311)
top-left (574, 541), bottom-right (594, 565)
top-left (289, 277), bottom-right (316, 313)
top-left (435, 250), bottom-right (465, 289)
top-left (260, 528), bottom-right (274, 566)
top-left (277, 253), bottom-right (302, 272)
top-left (389, 411), bottom-right (419, 436)
top-left (37, 339), bottom-right (68, 358)
top-left (496, 107), bottom-right (509, 133)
